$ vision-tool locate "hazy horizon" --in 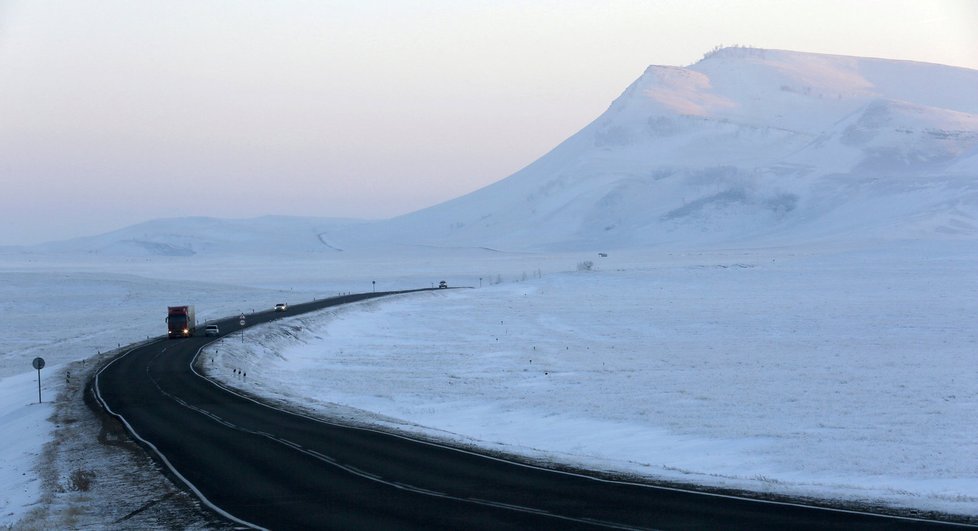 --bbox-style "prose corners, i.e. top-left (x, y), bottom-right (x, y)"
top-left (2, 0), bottom-right (976, 246)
